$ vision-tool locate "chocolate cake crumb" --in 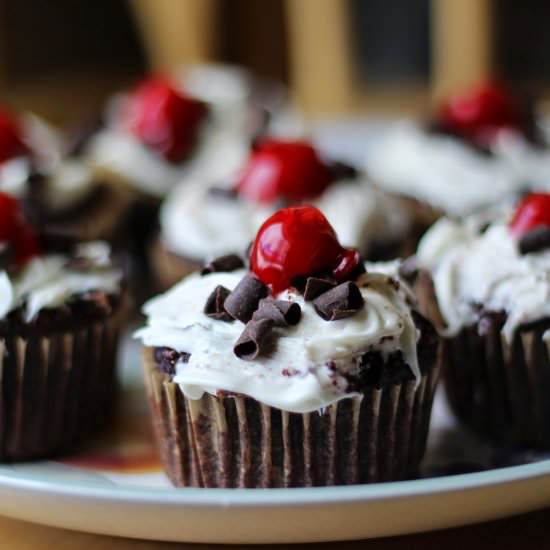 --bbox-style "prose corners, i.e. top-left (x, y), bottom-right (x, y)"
top-left (224, 274), bottom-right (269, 323)
top-left (201, 254), bottom-right (245, 275)
top-left (204, 285), bottom-right (233, 322)
top-left (154, 347), bottom-right (190, 376)
top-left (313, 281), bottom-right (364, 321)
